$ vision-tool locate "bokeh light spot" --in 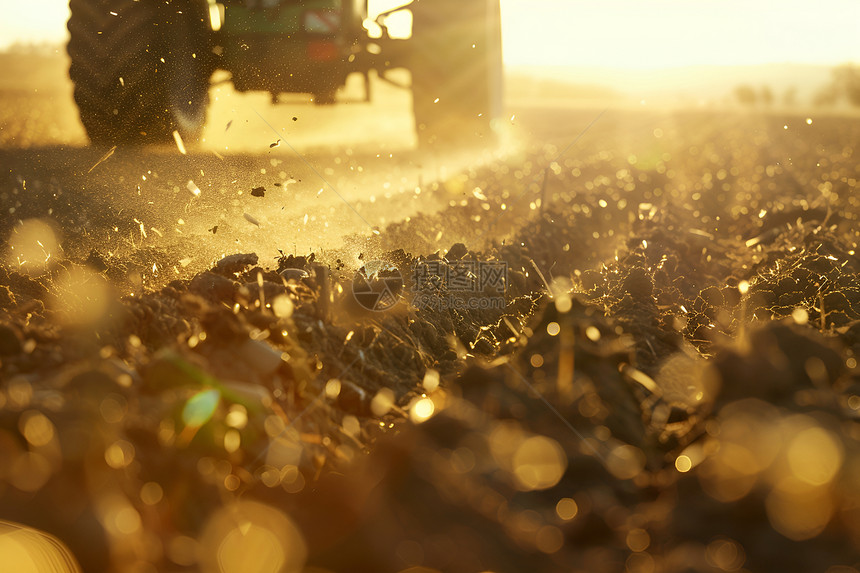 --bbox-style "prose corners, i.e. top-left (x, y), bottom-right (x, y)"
top-left (140, 482), bottom-right (164, 506)
top-left (19, 411), bottom-right (55, 447)
top-left (104, 440), bottom-right (135, 469)
top-left (409, 397), bottom-right (435, 423)
top-left (555, 497), bottom-right (578, 520)
top-left (606, 444), bottom-right (646, 480)
top-left (787, 426), bottom-right (842, 486)
top-left (675, 455), bottom-right (692, 473)
top-left (182, 389), bottom-right (221, 428)
top-left (705, 538), bottom-right (746, 572)
top-left (6, 219), bottom-right (60, 276)
top-left (766, 477), bottom-right (833, 541)
top-left (512, 435), bottom-right (567, 491)
top-left (371, 388), bottom-right (396, 417)
top-left (626, 528), bottom-right (650, 552)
